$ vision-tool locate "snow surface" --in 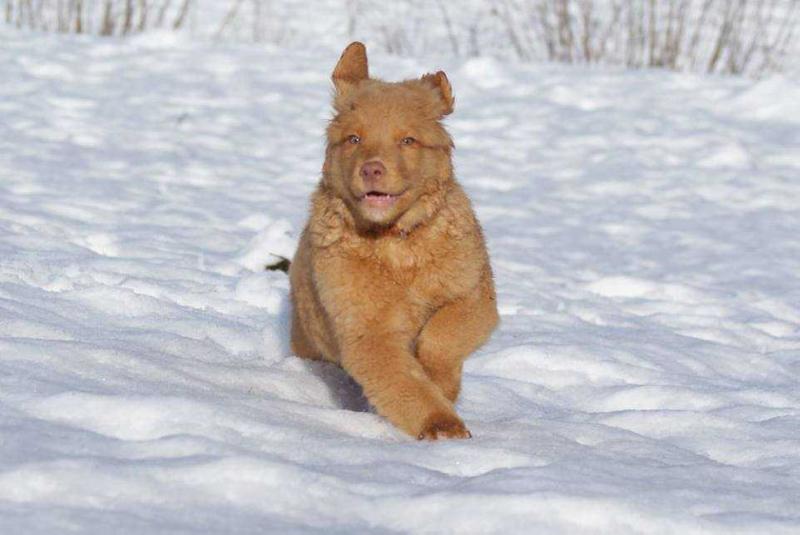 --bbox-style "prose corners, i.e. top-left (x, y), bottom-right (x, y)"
top-left (1, 30), bottom-right (800, 534)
